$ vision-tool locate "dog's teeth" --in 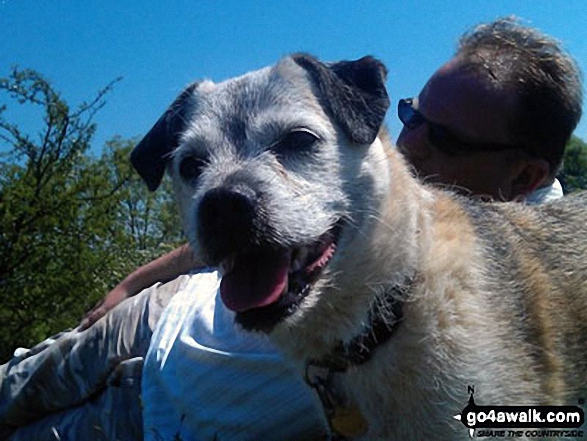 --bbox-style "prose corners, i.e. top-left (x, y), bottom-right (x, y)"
top-left (290, 256), bottom-right (301, 272)
top-left (290, 247), bottom-right (309, 272)
top-left (226, 255), bottom-right (235, 272)
top-left (219, 255), bottom-right (235, 275)
top-left (291, 258), bottom-right (303, 272)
